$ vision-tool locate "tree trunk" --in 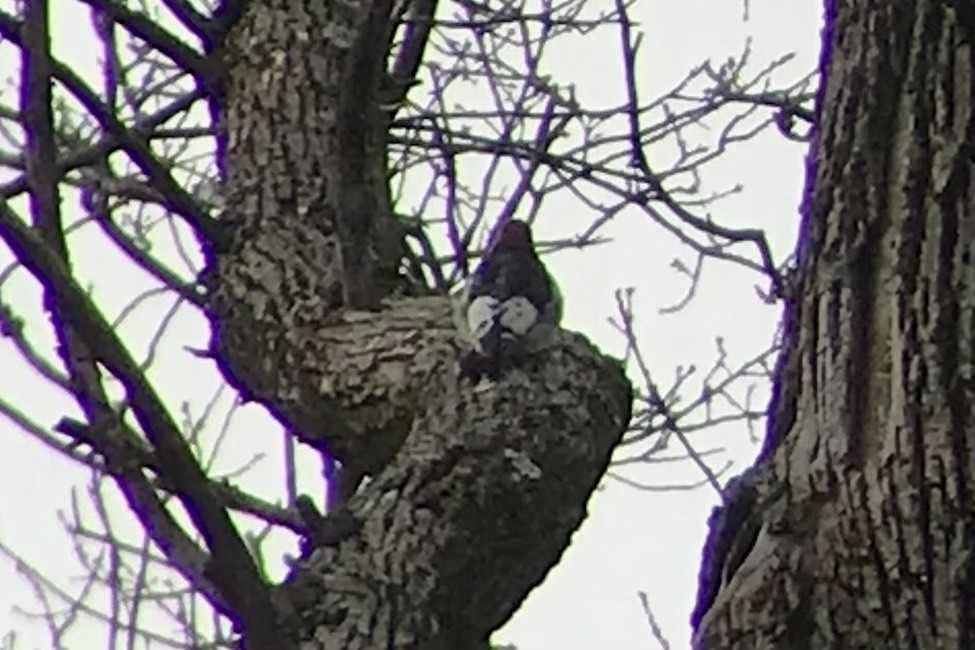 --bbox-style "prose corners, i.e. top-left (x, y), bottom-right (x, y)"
top-left (205, 1), bottom-right (632, 648)
top-left (693, 2), bottom-right (975, 647)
